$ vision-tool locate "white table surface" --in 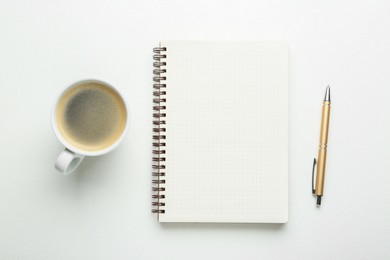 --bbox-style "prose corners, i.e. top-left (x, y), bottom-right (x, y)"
top-left (1, 1), bottom-right (389, 259)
